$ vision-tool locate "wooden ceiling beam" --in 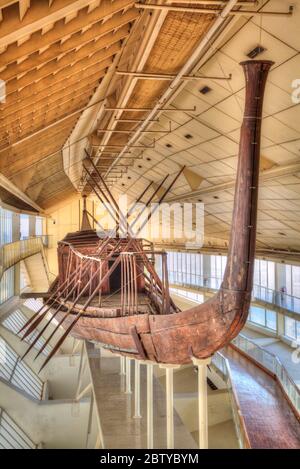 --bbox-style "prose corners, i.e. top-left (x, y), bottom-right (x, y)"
top-left (6, 92), bottom-right (93, 132)
top-left (0, 79), bottom-right (100, 130)
top-left (5, 41), bottom-right (121, 96)
top-left (0, 2), bottom-right (136, 68)
top-left (0, 0), bottom-right (127, 48)
top-left (0, 1), bottom-right (18, 8)
top-left (0, 64), bottom-right (107, 119)
top-left (0, 172), bottom-right (44, 212)
top-left (1, 53), bottom-right (113, 123)
top-left (0, 95), bottom-right (91, 147)
top-left (0, 8), bottom-right (137, 75)
top-left (0, 74), bottom-right (101, 121)
top-left (0, 129), bottom-right (76, 164)
top-left (2, 25), bottom-right (129, 83)
top-left (0, 111), bottom-right (78, 153)
top-left (0, 125), bottom-right (75, 163)
top-left (0, 95), bottom-right (93, 142)
top-left (19, 0), bottom-right (31, 21)
top-left (1, 132), bottom-right (72, 166)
